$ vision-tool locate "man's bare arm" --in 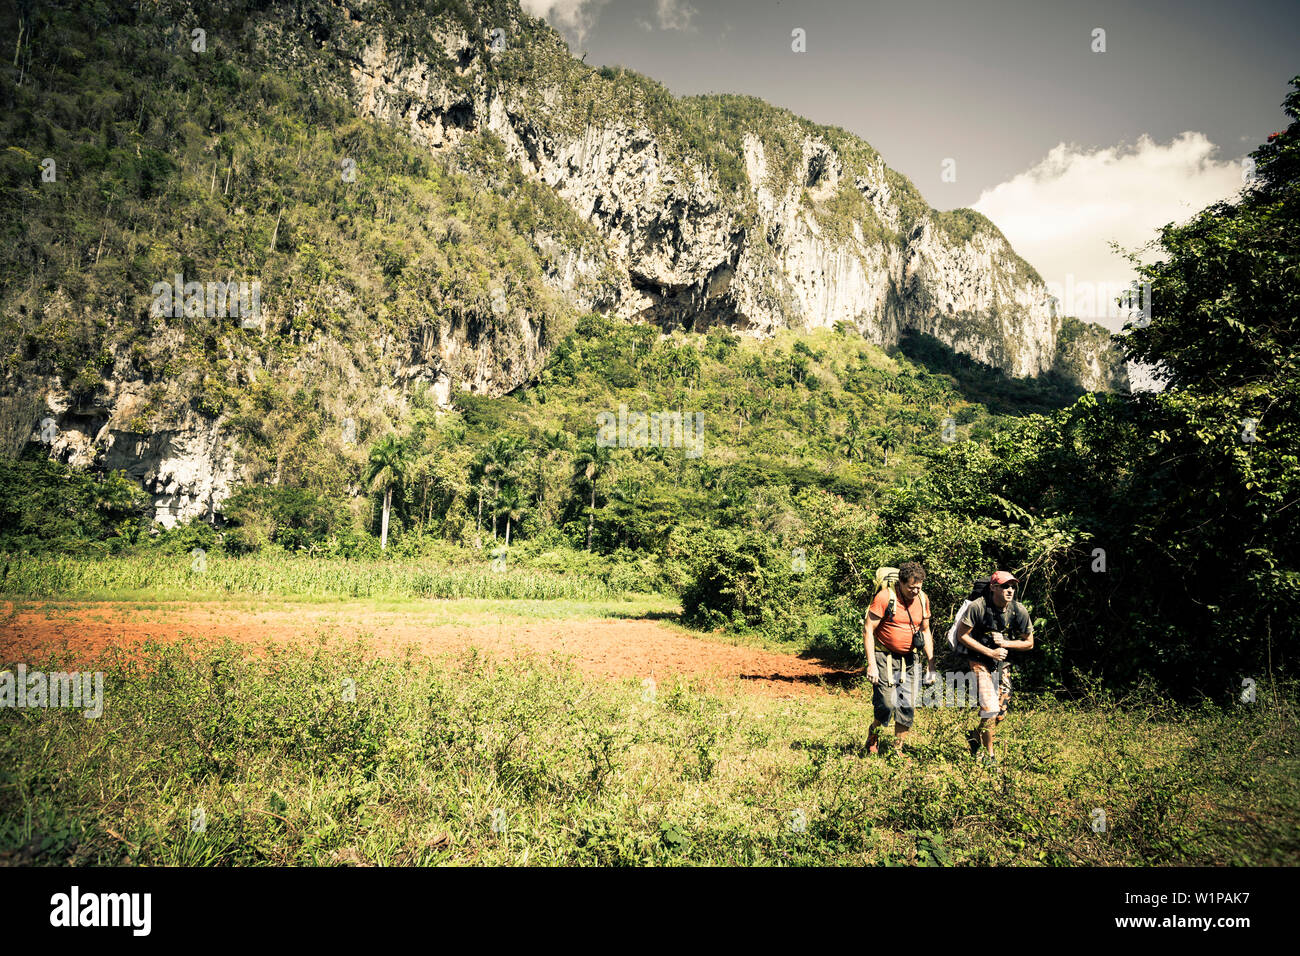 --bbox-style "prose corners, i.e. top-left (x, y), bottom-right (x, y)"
top-left (864, 612), bottom-right (881, 679)
top-left (999, 631), bottom-right (1034, 651)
